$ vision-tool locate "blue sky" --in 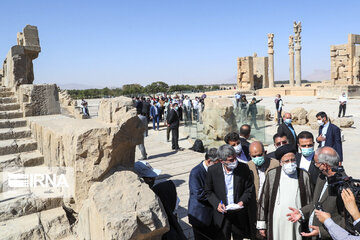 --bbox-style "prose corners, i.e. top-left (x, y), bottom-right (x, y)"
top-left (0, 0), bottom-right (358, 89)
